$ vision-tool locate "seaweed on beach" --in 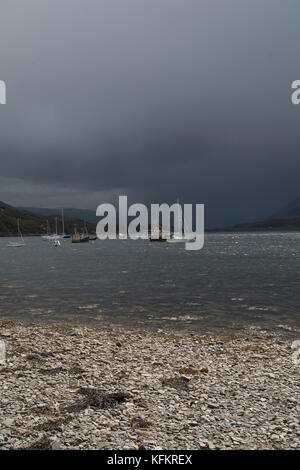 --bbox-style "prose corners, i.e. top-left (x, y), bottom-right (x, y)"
top-left (26, 353), bottom-right (42, 361)
top-left (26, 351), bottom-right (55, 362)
top-left (68, 364), bottom-right (85, 375)
top-left (35, 415), bottom-right (73, 432)
top-left (130, 416), bottom-right (153, 430)
top-left (30, 404), bottom-right (55, 416)
top-left (62, 388), bottom-right (131, 414)
top-left (161, 376), bottom-right (190, 391)
top-left (38, 367), bottom-right (63, 376)
top-left (79, 387), bottom-right (131, 408)
top-left (177, 367), bottom-right (198, 375)
top-left (22, 437), bottom-right (53, 450)
top-left (39, 351), bottom-right (56, 358)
